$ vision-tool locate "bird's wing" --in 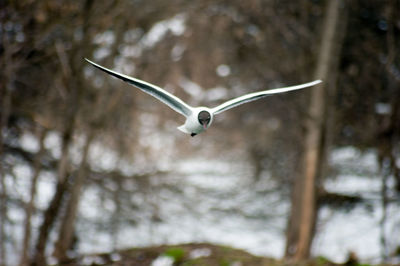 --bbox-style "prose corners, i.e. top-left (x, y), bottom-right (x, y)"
top-left (85, 59), bottom-right (193, 117)
top-left (211, 80), bottom-right (322, 115)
